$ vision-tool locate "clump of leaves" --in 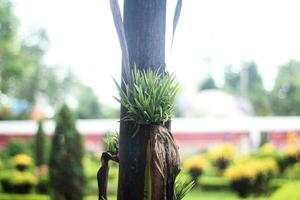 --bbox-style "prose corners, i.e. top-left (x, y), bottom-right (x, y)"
top-left (103, 132), bottom-right (119, 155)
top-left (114, 68), bottom-right (180, 125)
top-left (175, 178), bottom-right (194, 200)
